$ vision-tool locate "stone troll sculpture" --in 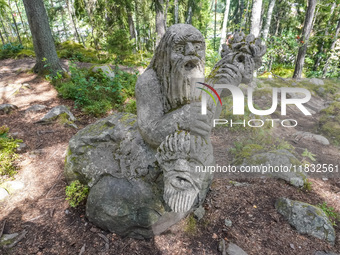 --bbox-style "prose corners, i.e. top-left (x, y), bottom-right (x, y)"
top-left (64, 24), bottom-right (266, 239)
